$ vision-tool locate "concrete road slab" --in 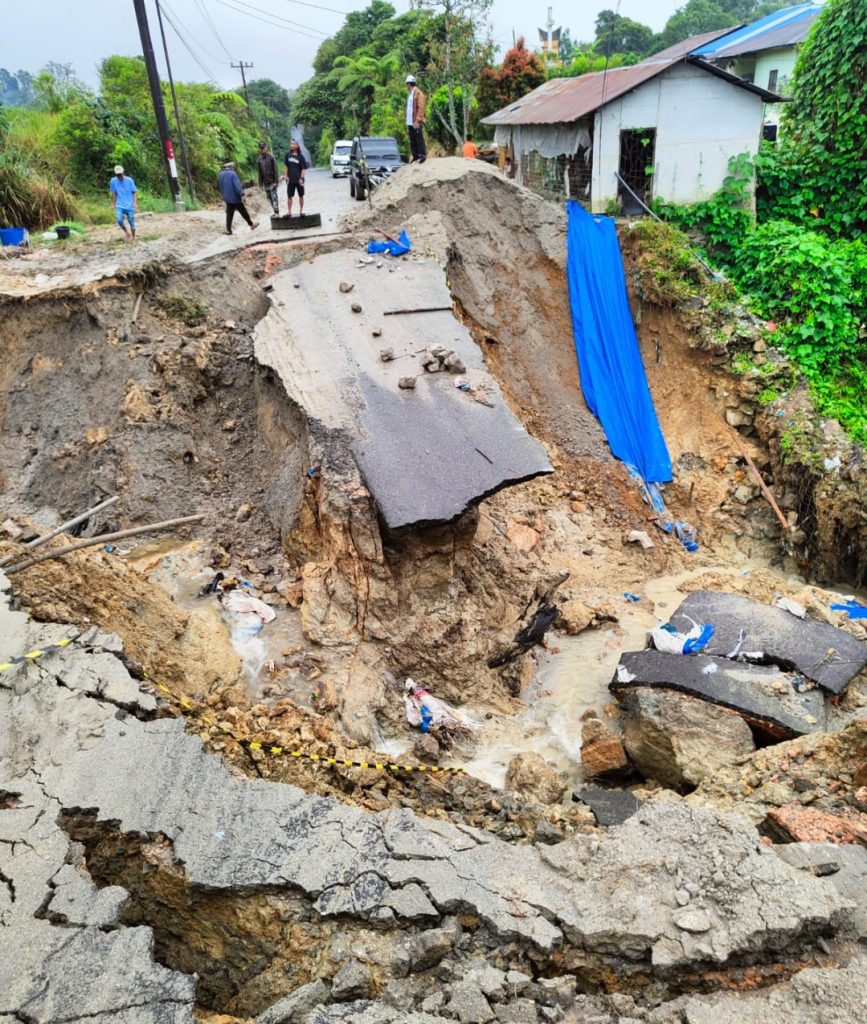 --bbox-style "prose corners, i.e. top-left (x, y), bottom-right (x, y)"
top-left (610, 651), bottom-right (827, 738)
top-left (670, 590), bottom-right (867, 694)
top-left (254, 249), bottom-right (552, 529)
